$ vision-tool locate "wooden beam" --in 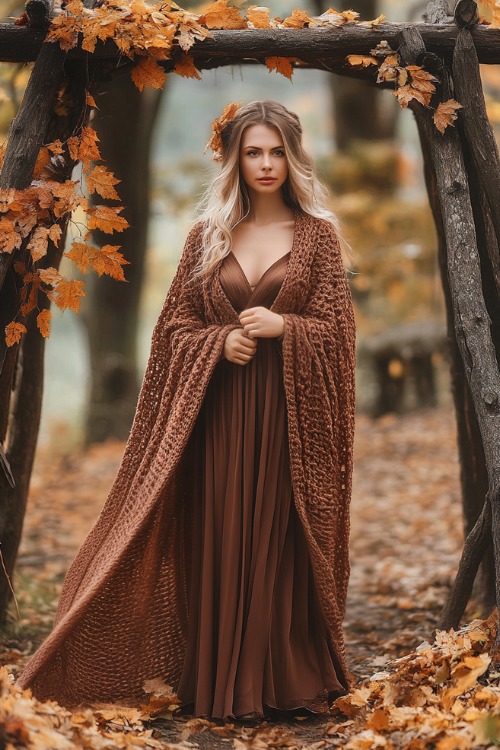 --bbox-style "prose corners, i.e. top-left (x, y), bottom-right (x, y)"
top-left (1, 22), bottom-right (500, 65)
